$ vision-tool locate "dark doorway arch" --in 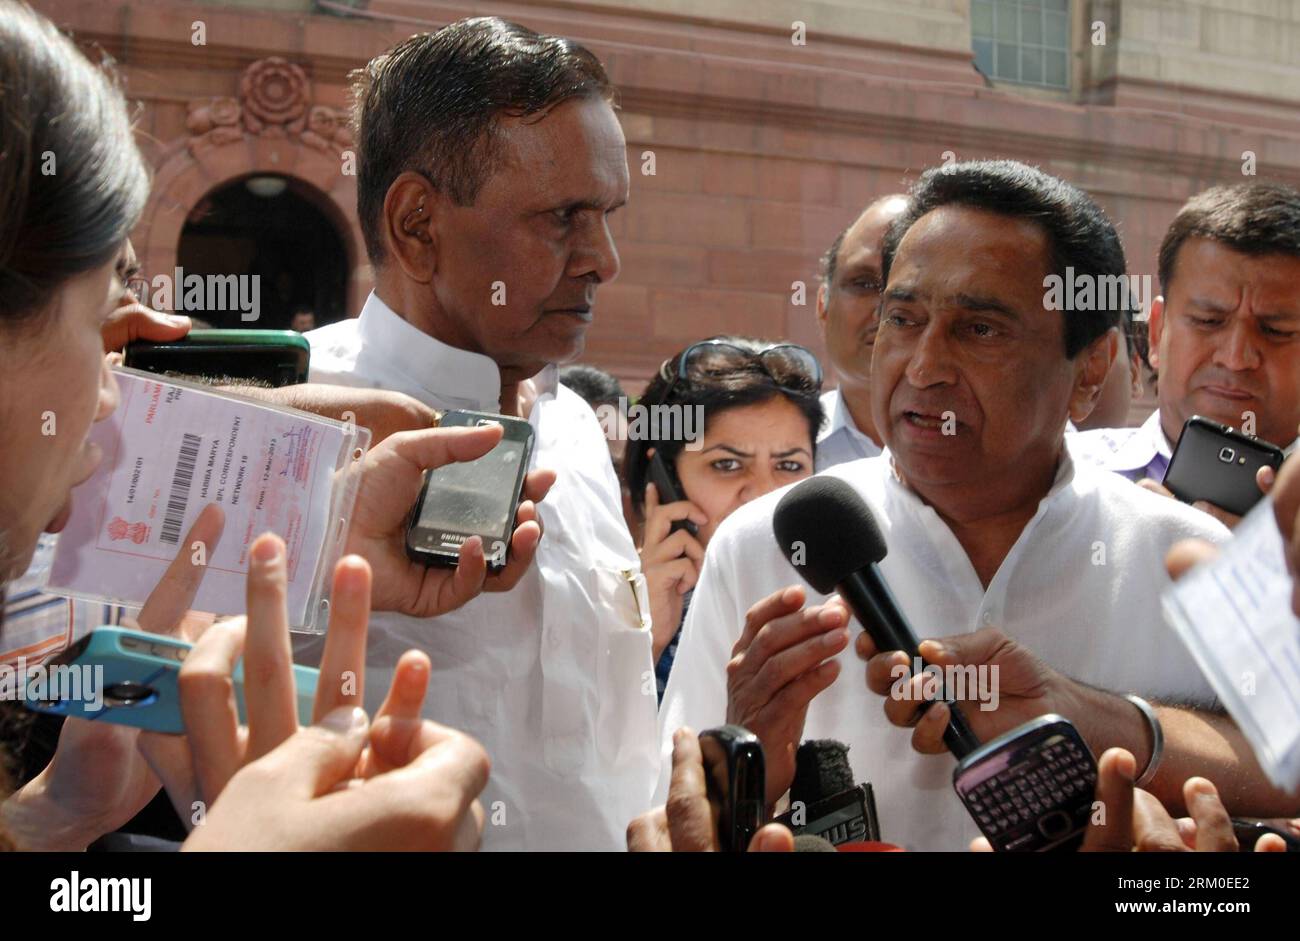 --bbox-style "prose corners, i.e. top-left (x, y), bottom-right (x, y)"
top-left (176, 174), bottom-right (348, 330)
